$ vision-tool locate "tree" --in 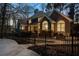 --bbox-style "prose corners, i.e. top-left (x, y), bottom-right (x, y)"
top-left (68, 4), bottom-right (75, 20)
top-left (0, 3), bottom-right (8, 38)
top-left (46, 3), bottom-right (66, 12)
